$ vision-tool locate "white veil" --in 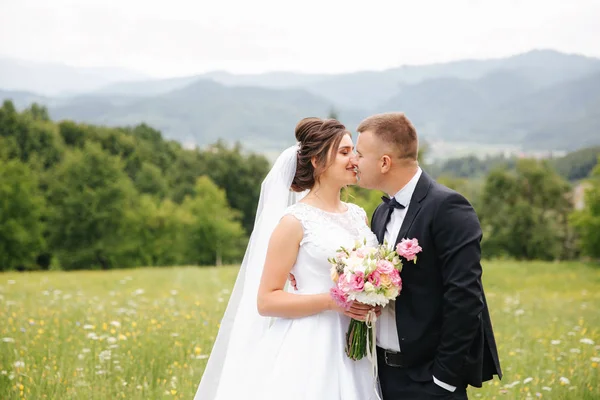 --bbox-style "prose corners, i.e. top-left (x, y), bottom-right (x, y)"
top-left (194, 143), bottom-right (306, 400)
